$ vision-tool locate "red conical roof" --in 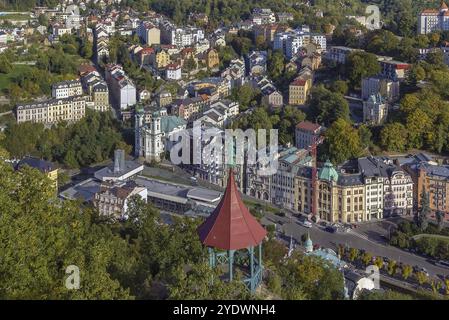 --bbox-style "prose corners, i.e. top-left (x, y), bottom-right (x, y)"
top-left (197, 169), bottom-right (267, 250)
